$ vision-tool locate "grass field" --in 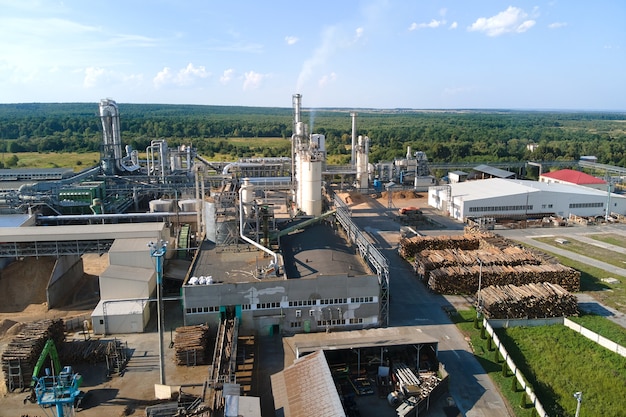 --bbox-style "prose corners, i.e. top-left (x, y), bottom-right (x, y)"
top-left (454, 309), bottom-right (626, 417)
top-left (568, 312), bottom-right (626, 346)
top-left (530, 236), bottom-right (626, 313)
top-left (497, 324), bottom-right (626, 417)
top-left (3, 152), bottom-right (100, 171)
top-left (588, 233), bottom-right (626, 248)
